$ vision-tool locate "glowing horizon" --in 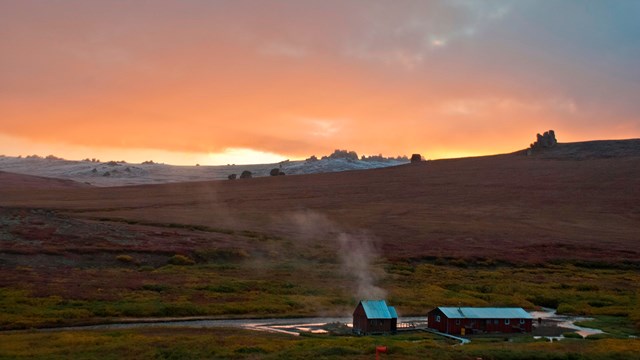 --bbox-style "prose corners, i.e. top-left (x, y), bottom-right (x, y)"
top-left (4, 132), bottom-right (640, 167)
top-left (0, 131), bottom-right (512, 165)
top-left (1, 1), bottom-right (639, 165)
